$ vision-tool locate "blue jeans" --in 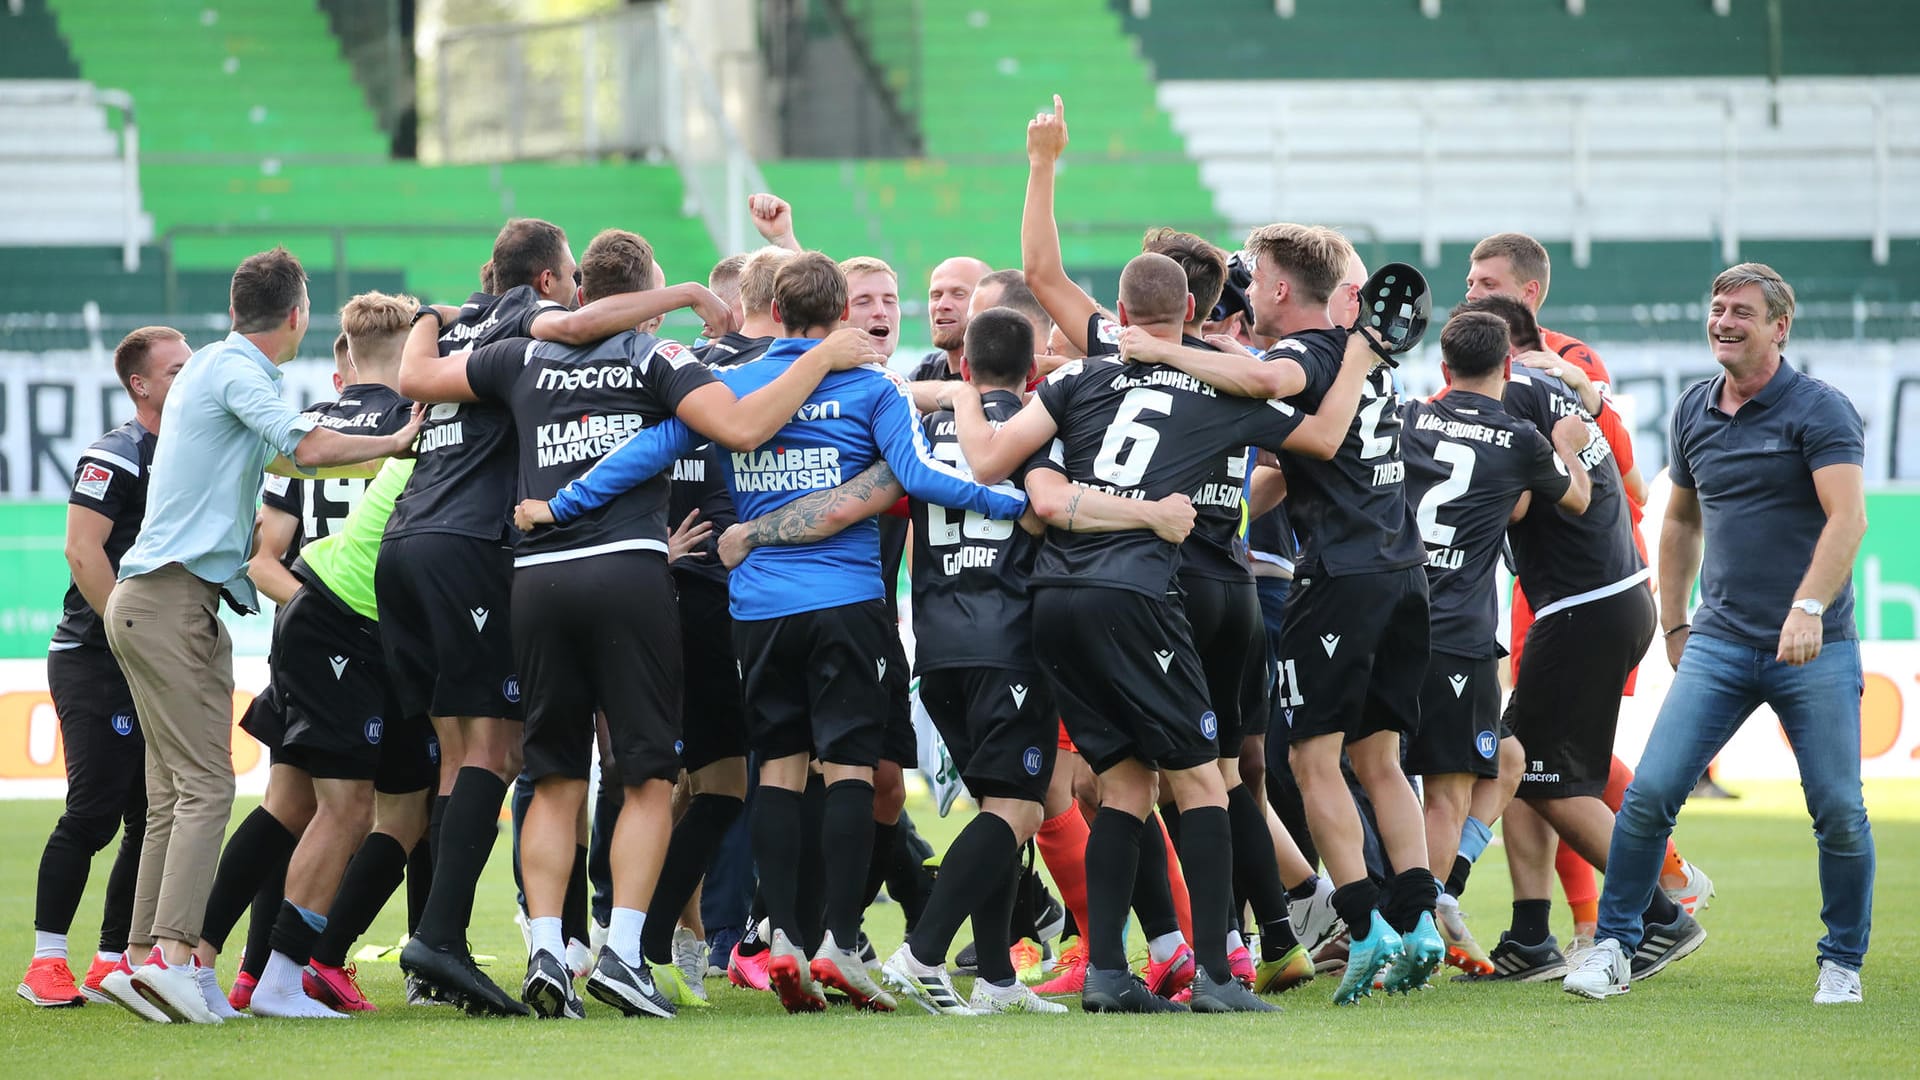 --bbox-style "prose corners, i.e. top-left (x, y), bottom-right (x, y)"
top-left (1598, 633), bottom-right (1873, 970)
